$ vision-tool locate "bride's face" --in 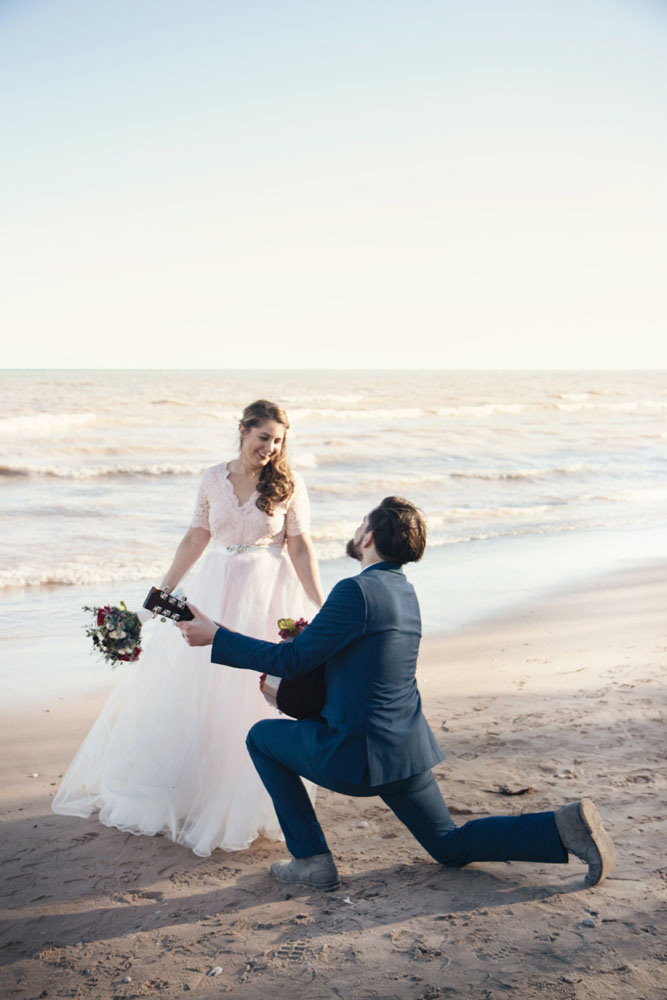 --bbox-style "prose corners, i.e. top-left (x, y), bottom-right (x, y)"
top-left (240, 419), bottom-right (285, 469)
